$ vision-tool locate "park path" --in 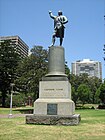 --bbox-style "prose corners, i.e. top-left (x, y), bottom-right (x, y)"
top-left (0, 114), bottom-right (31, 118)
